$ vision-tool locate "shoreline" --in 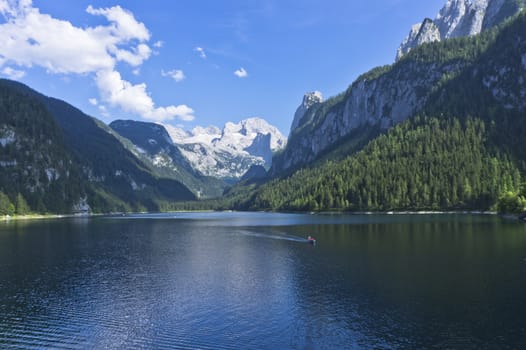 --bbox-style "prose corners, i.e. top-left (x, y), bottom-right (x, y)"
top-left (500, 213), bottom-right (526, 222)
top-left (2, 213), bottom-right (93, 222)
top-left (311, 210), bottom-right (498, 216)
top-left (4, 210), bottom-right (525, 223)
